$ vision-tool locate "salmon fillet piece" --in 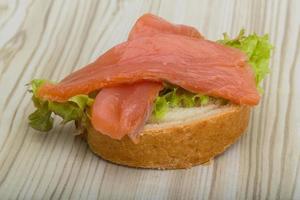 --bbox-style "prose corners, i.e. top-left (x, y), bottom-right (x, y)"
top-left (128, 13), bottom-right (203, 40)
top-left (91, 82), bottom-right (162, 141)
